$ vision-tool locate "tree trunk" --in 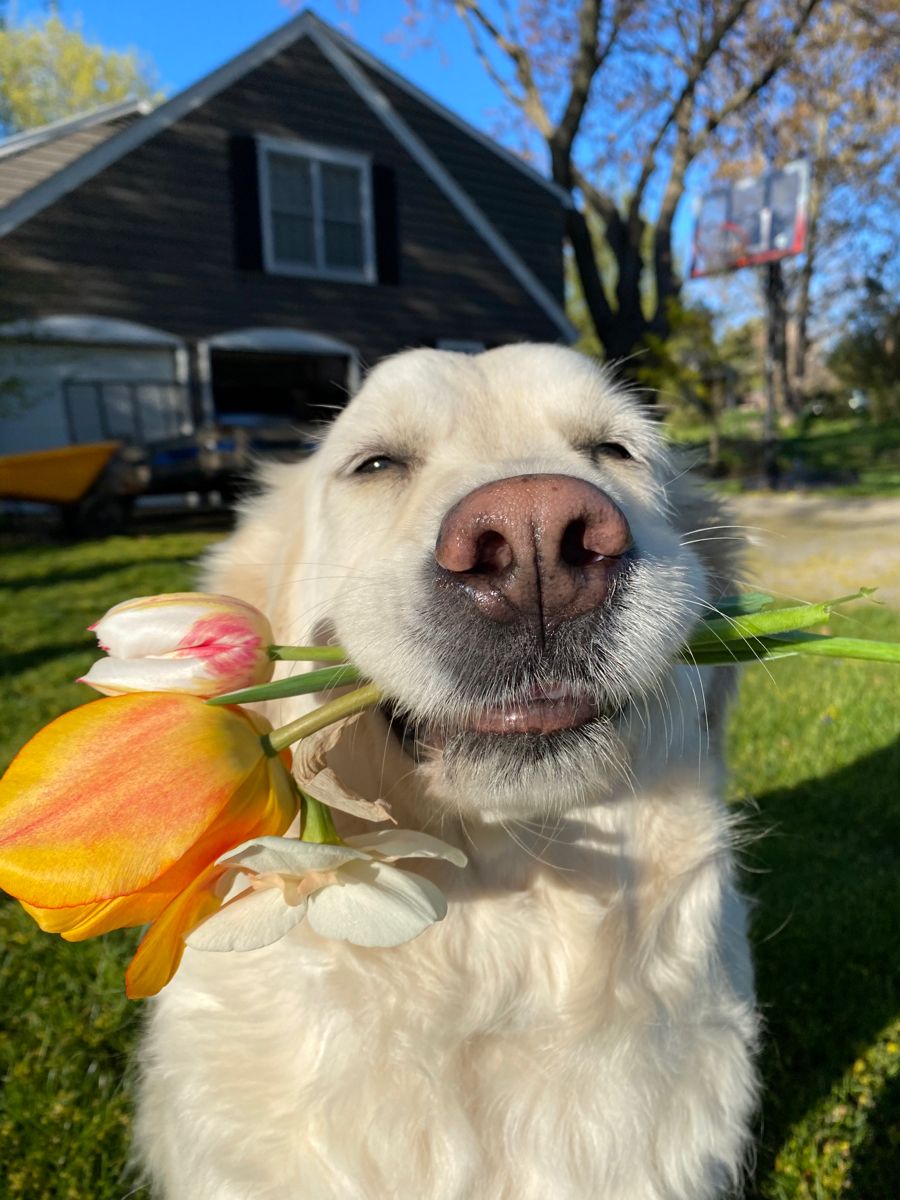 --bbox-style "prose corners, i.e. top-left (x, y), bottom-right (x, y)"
top-left (792, 115), bottom-right (828, 395)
